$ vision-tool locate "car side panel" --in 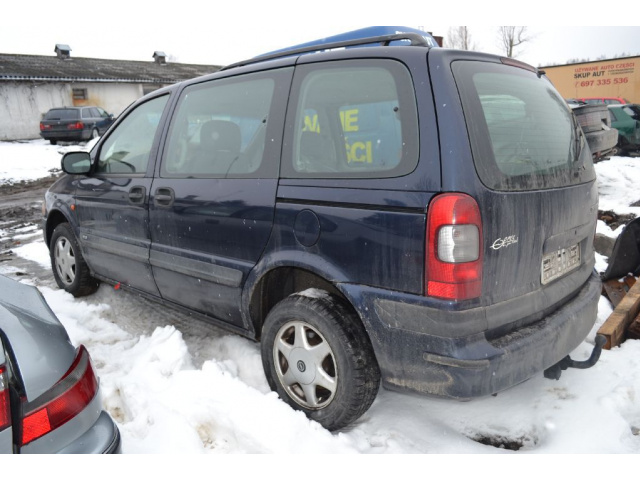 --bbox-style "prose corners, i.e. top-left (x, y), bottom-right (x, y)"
top-left (149, 178), bottom-right (278, 328)
top-left (269, 187), bottom-right (429, 293)
top-left (0, 422), bottom-right (10, 454)
top-left (75, 176), bottom-right (159, 295)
